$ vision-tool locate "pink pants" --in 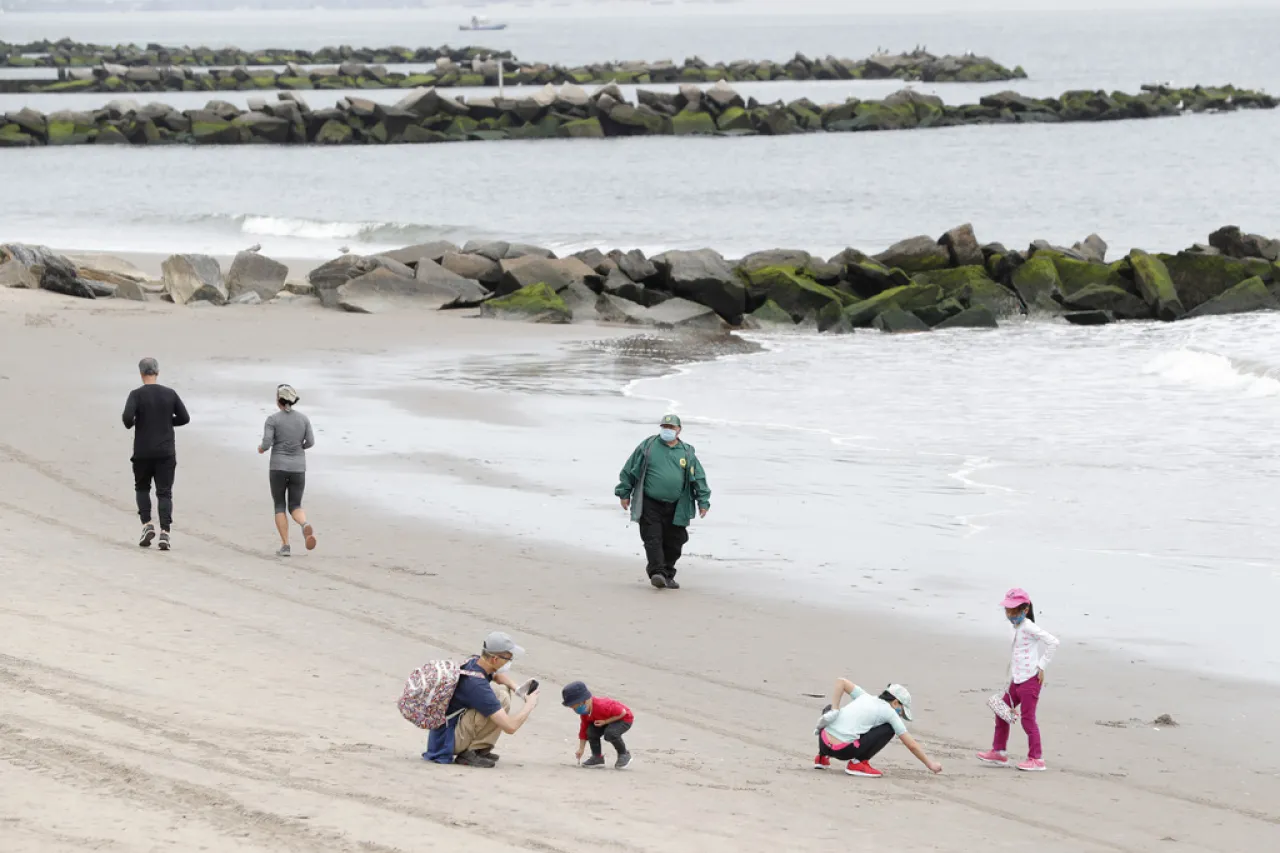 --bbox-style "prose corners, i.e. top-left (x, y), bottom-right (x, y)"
top-left (992, 675), bottom-right (1043, 759)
